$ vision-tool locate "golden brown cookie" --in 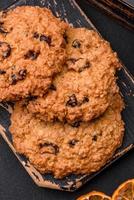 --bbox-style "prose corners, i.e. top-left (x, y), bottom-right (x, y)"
top-left (10, 93), bottom-right (124, 178)
top-left (0, 6), bottom-right (67, 101)
top-left (27, 28), bottom-right (121, 124)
